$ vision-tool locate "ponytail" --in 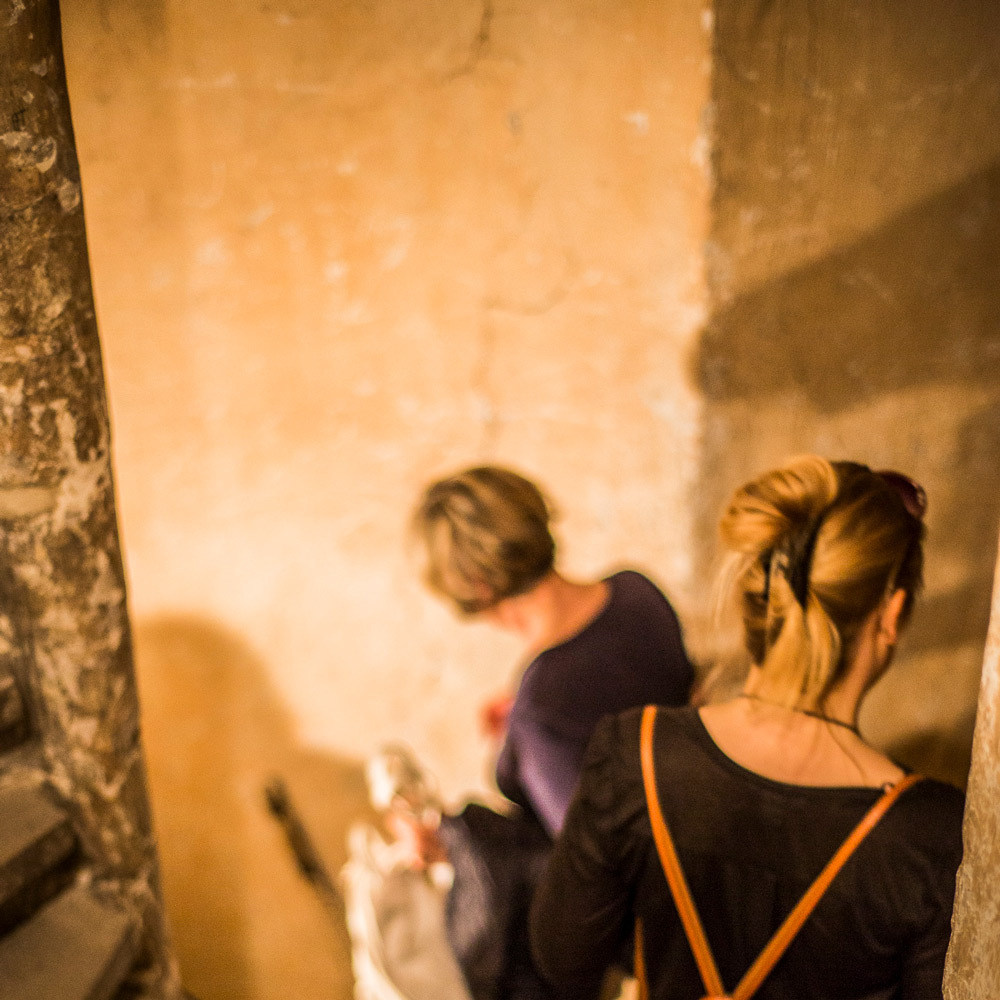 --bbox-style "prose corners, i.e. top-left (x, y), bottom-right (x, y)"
top-left (719, 456), bottom-right (924, 710)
